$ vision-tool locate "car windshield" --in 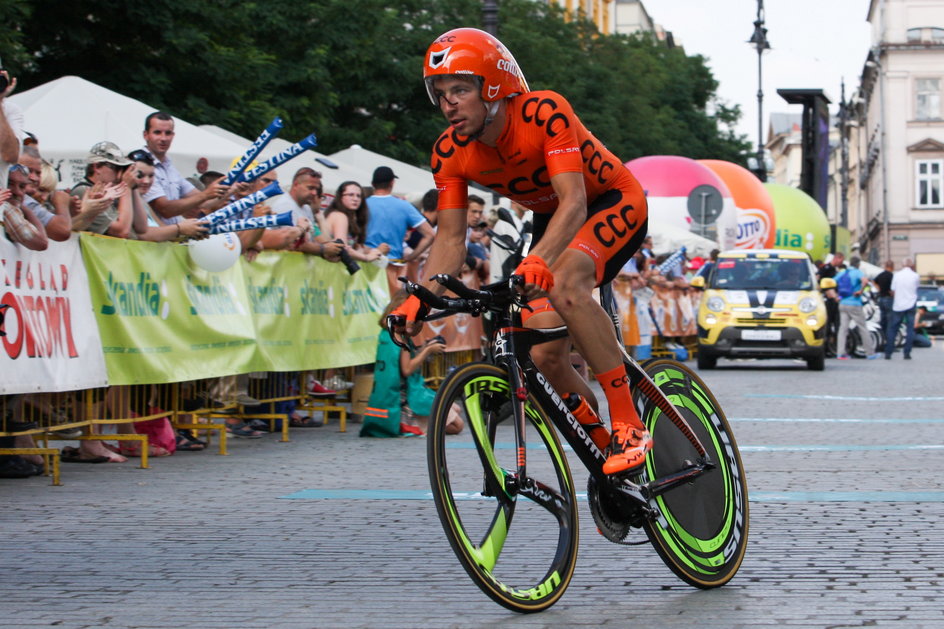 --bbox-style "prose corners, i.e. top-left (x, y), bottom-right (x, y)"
top-left (917, 285), bottom-right (944, 305)
top-left (710, 257), bottom-right (813, 290)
